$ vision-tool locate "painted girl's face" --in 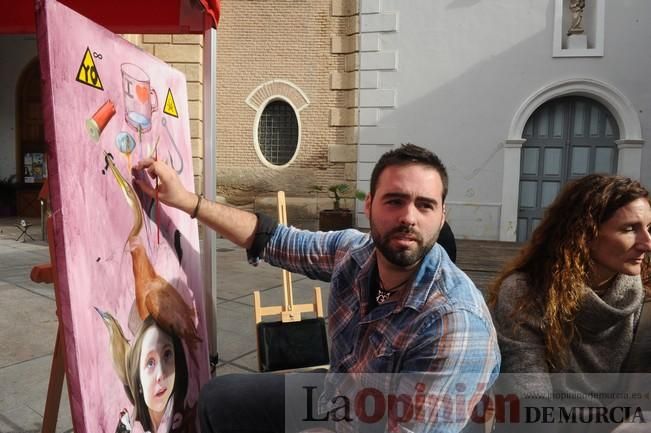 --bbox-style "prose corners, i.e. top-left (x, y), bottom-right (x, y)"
top-left (139, 325), bottom-right (175, 414)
